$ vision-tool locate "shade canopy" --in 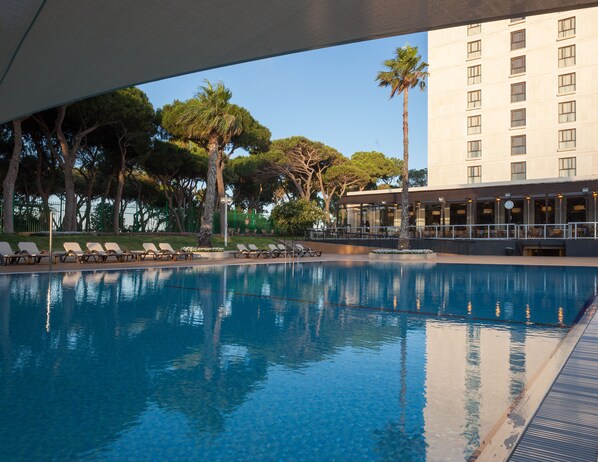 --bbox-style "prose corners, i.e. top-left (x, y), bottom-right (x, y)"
top-left (1, 0), bottom-right (597, 123)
